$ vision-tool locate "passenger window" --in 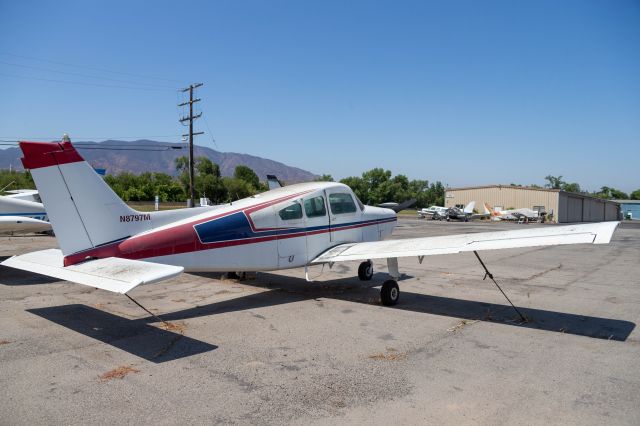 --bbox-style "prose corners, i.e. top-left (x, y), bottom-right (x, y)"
top-left (279, 202), bottom-right (302, 220)
top-left (329, 193), bottom-right (357, 214)
top-left (304, 196), bottom-right (326, 218)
